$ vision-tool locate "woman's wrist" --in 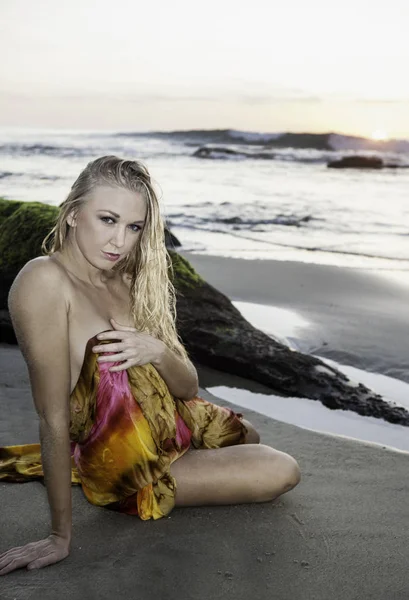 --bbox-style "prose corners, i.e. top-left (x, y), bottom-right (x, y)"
top-left (49, 532), bottom-right (71, 553)
top-left (51, 522), bottom-right (72, 544)
top-left (151, 340), bottom-right (167, 367)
